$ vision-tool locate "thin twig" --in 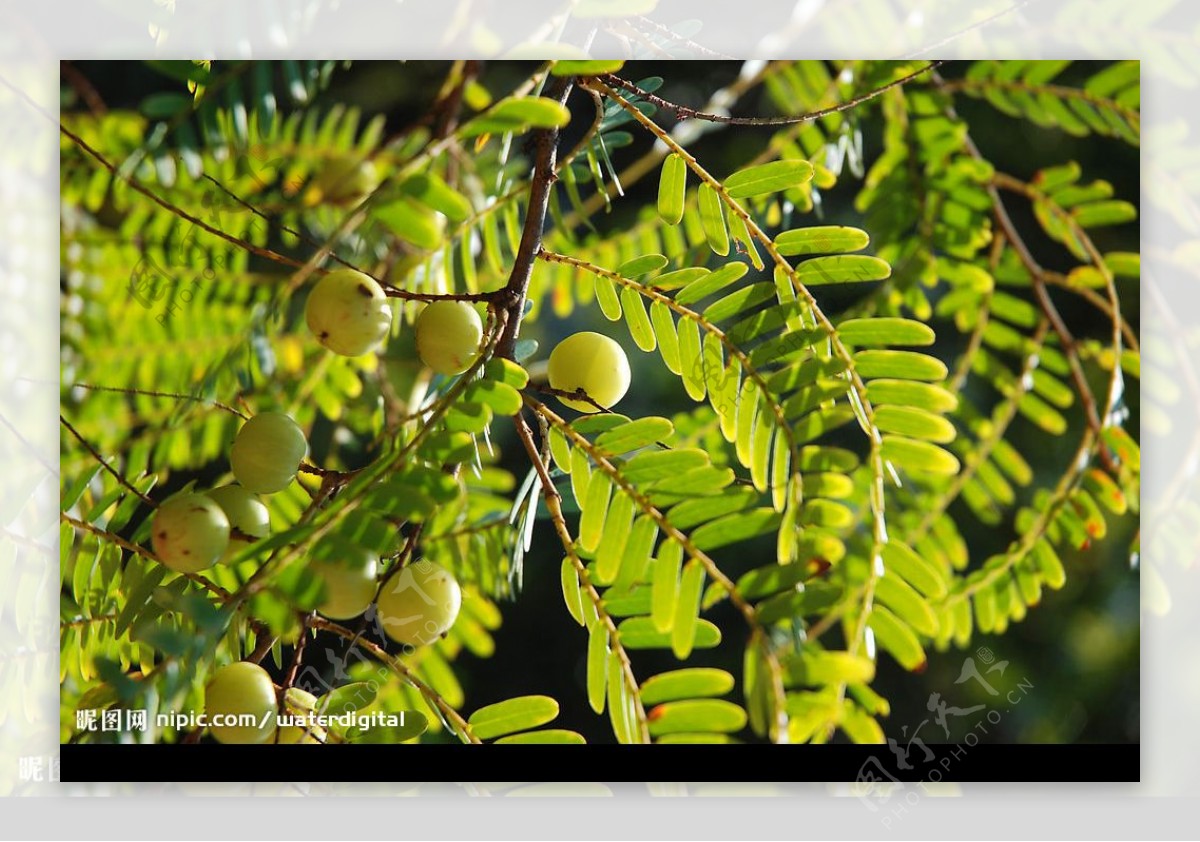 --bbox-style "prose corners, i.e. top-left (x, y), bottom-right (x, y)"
top-left (496, 76), bottom-right (575, 359)
top-left (60, 415), bottom-right (155, 507)
top-left (597, 61), bottom-right (943, 128)
top-left (67, 382), bottom-right (248, 419)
